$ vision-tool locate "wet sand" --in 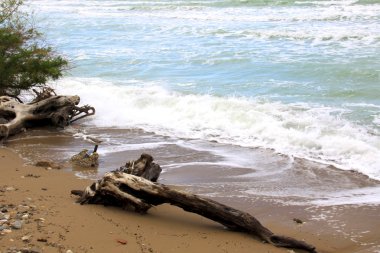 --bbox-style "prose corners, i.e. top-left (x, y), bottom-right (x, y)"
top-left (2, 127), bottom-right (380, 253)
